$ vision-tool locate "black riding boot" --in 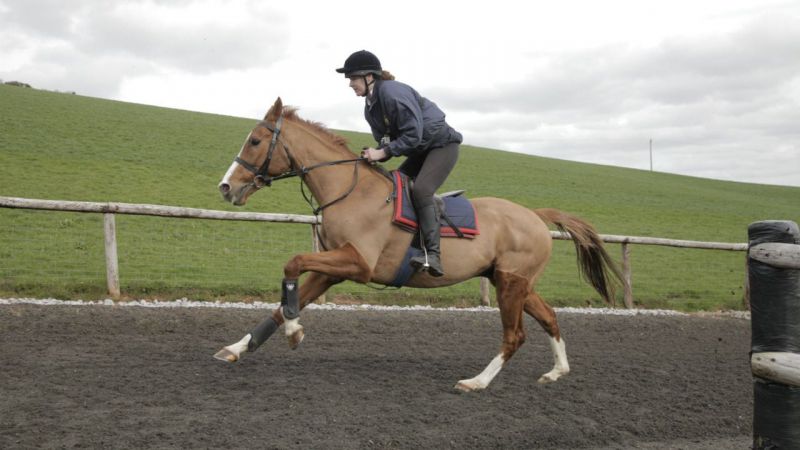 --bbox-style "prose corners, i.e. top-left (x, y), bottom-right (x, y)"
top-left (410, 204), bottom-right (444, 277)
